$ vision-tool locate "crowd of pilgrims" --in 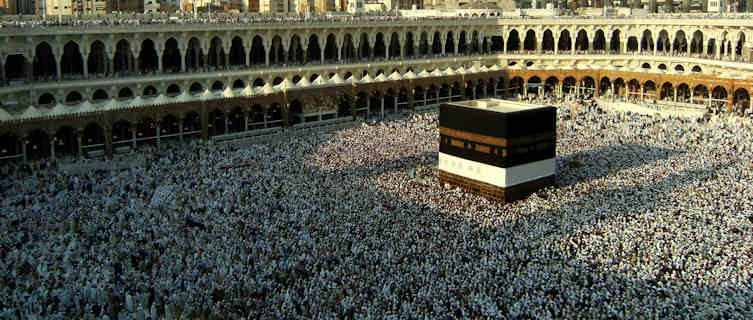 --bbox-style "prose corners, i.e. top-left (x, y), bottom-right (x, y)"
top-left (1, 95), bottom-right (753, 319)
